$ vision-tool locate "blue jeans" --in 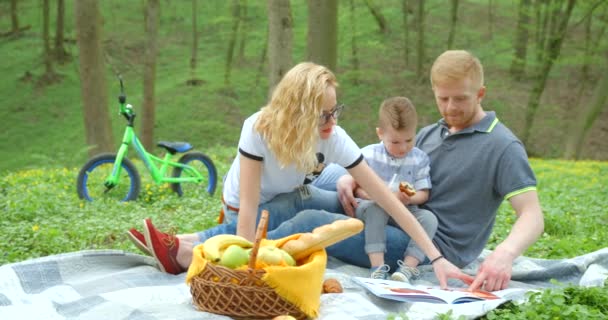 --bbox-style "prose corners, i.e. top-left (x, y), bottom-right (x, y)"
top-left (196, 184), bottom-right (344, 241)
